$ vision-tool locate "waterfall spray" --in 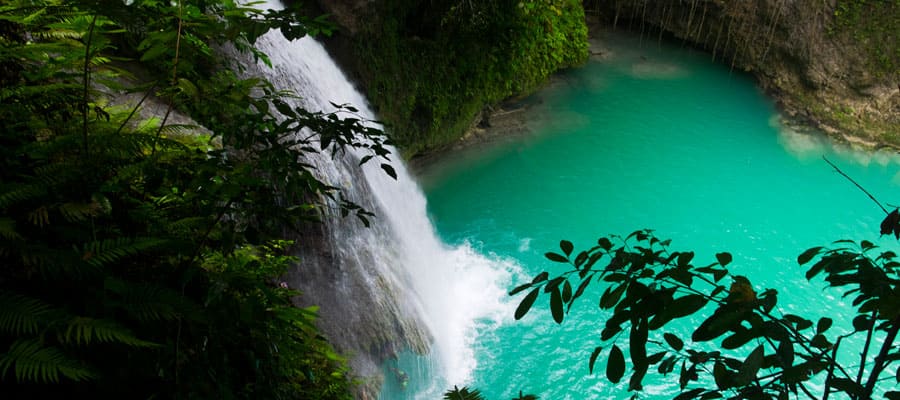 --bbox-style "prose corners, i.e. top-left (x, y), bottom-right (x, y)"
top-left (245, 2), bottom-right (516, 398)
